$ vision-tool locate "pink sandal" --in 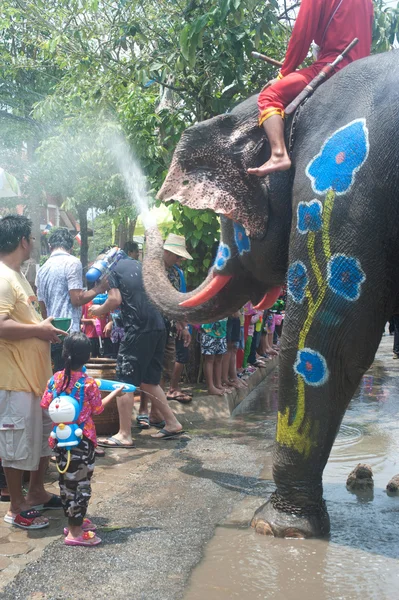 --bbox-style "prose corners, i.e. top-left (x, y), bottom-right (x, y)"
top-left (63, 517), bottom-right (97, 536)
top-left (64, 530), bottom-right (102, 546)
